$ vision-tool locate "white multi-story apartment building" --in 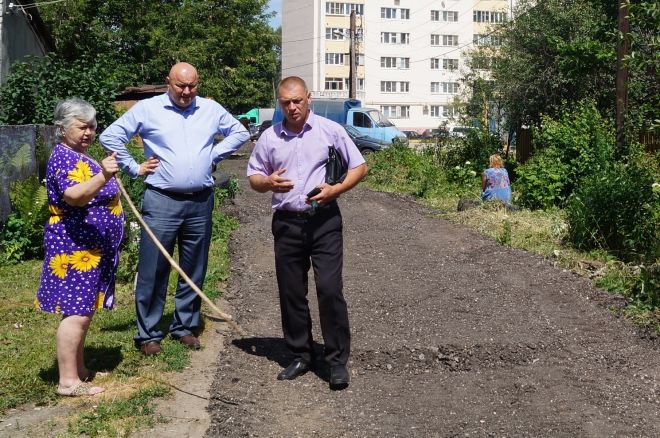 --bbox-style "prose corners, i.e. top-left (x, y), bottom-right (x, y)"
top-left (282, 0), bottom-right (516, 132)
